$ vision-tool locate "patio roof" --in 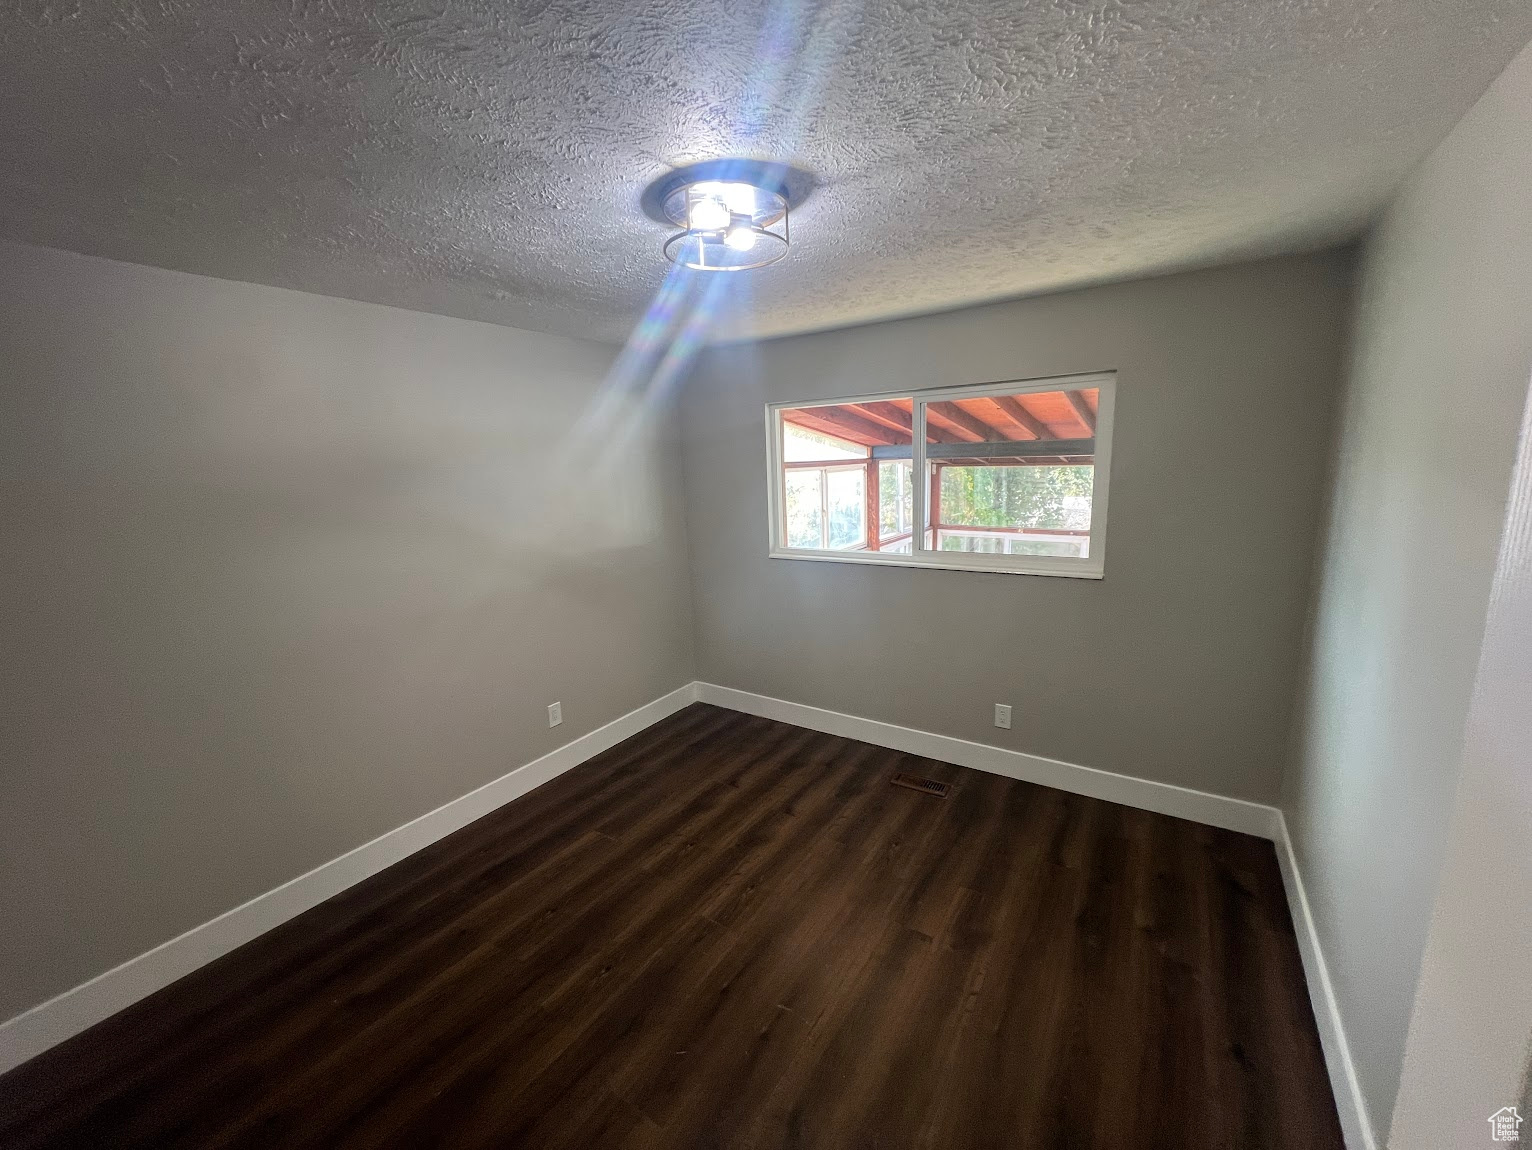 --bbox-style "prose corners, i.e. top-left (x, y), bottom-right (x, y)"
top-left (781, 388), bottom-right (1098, 467)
